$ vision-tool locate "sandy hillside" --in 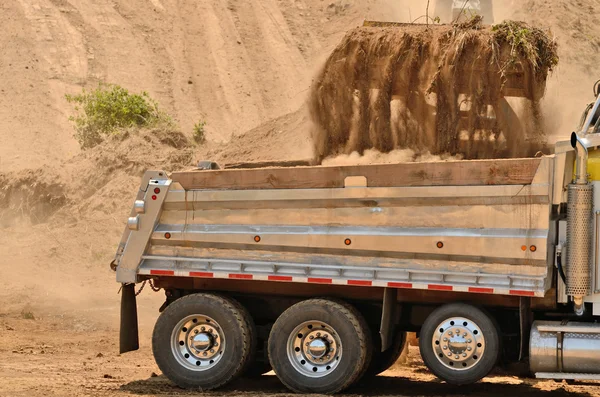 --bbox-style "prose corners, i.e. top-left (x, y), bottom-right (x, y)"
top-left (0, 0), bottom-right (398, 172)
top-left (0, 0), bottom-right (415, 353)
